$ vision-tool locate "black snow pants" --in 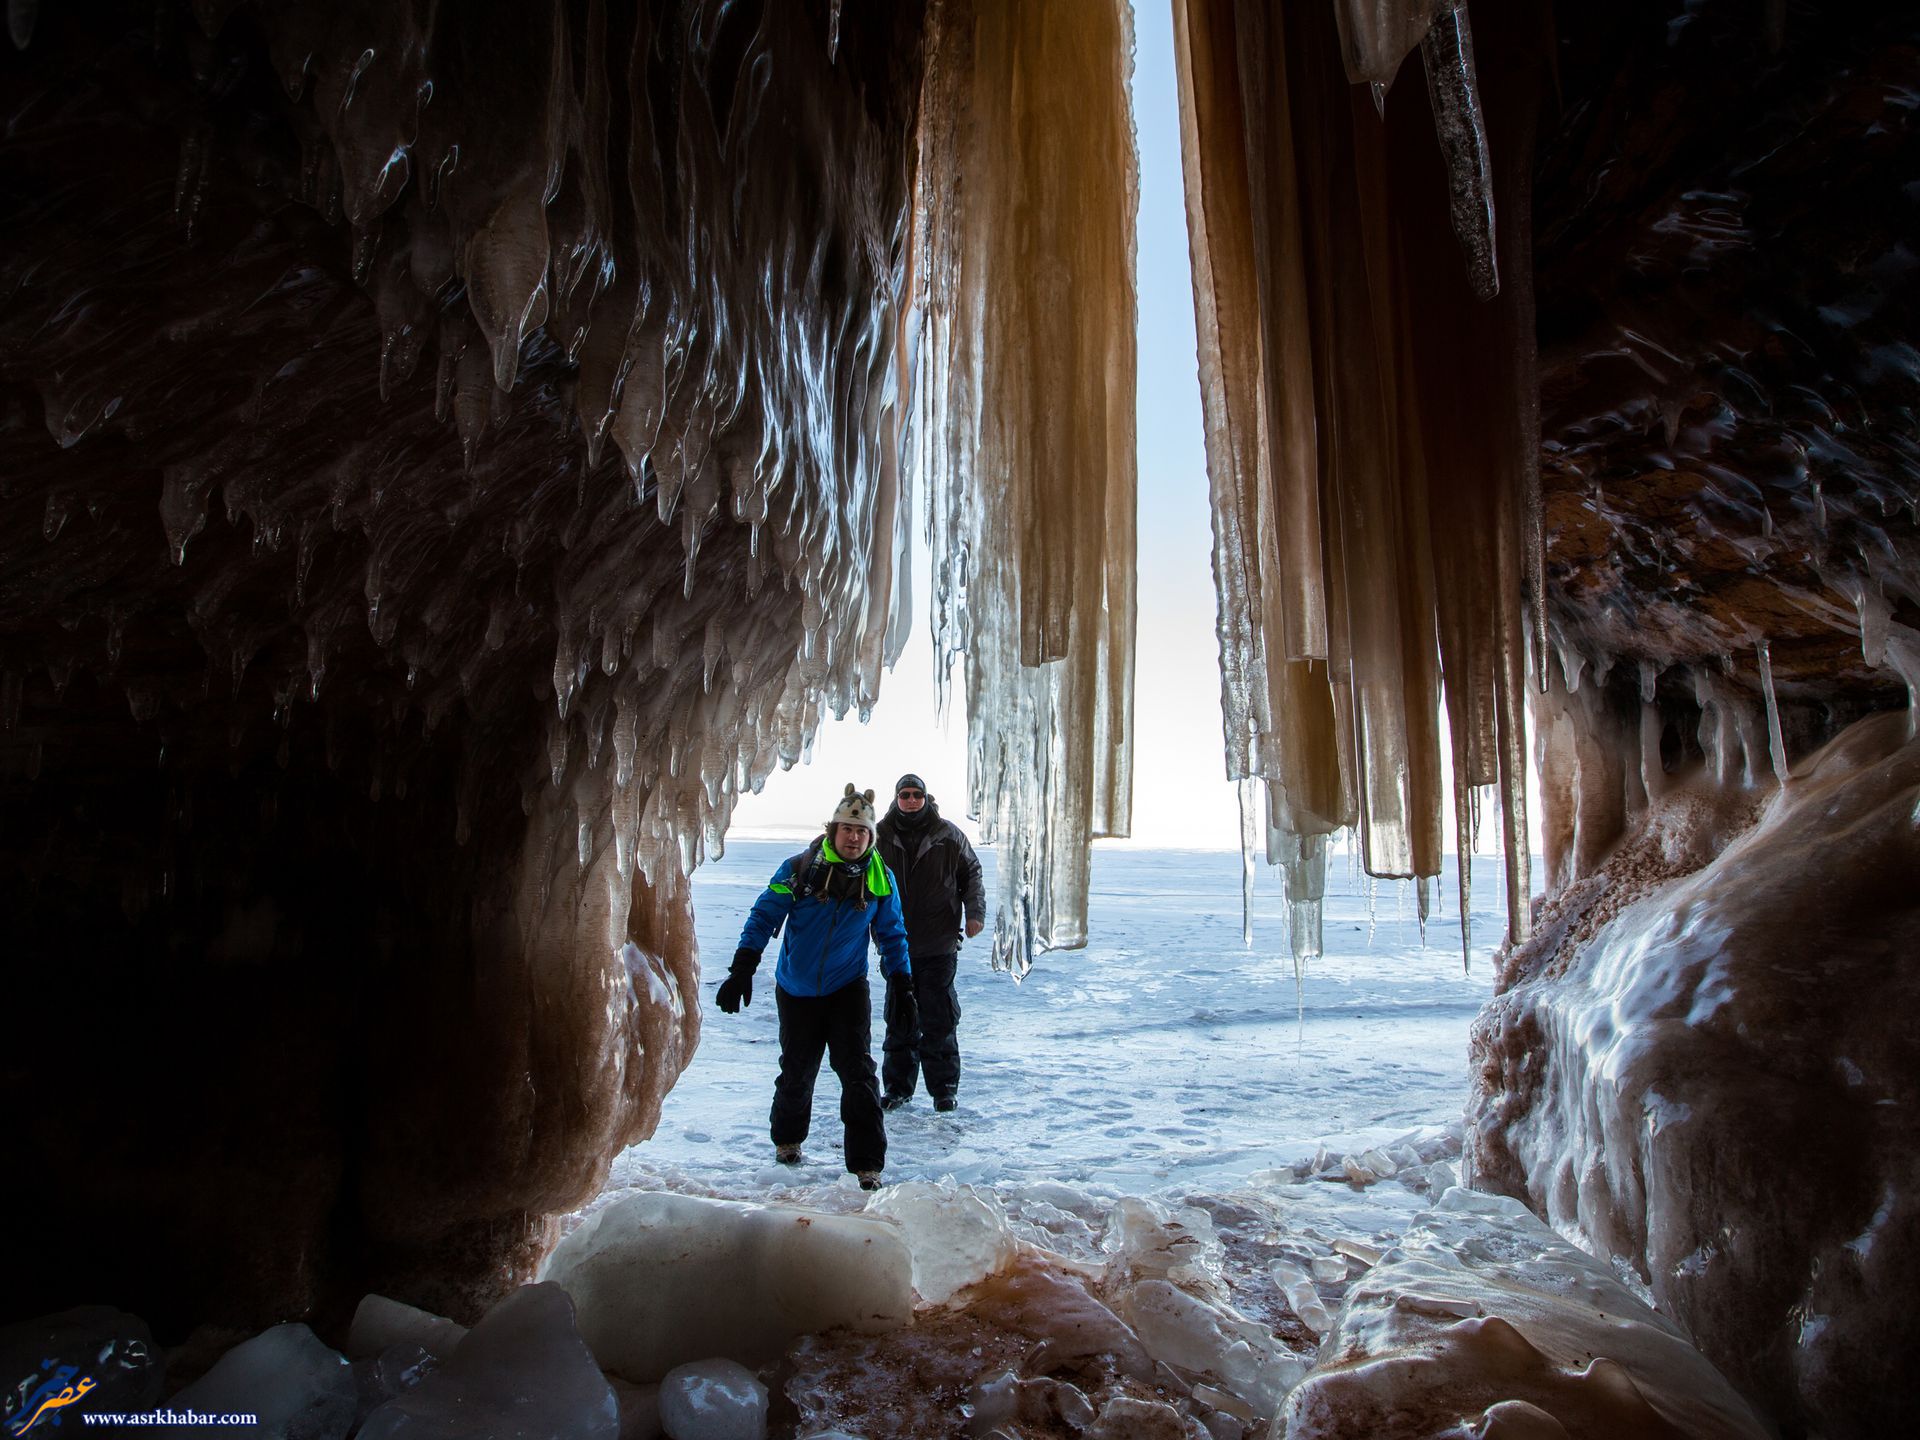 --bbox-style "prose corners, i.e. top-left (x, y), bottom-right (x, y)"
top-left (881, 951), bottom-right (962, 1101)
top-left (770, 977), bottom-right (886, 1173)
